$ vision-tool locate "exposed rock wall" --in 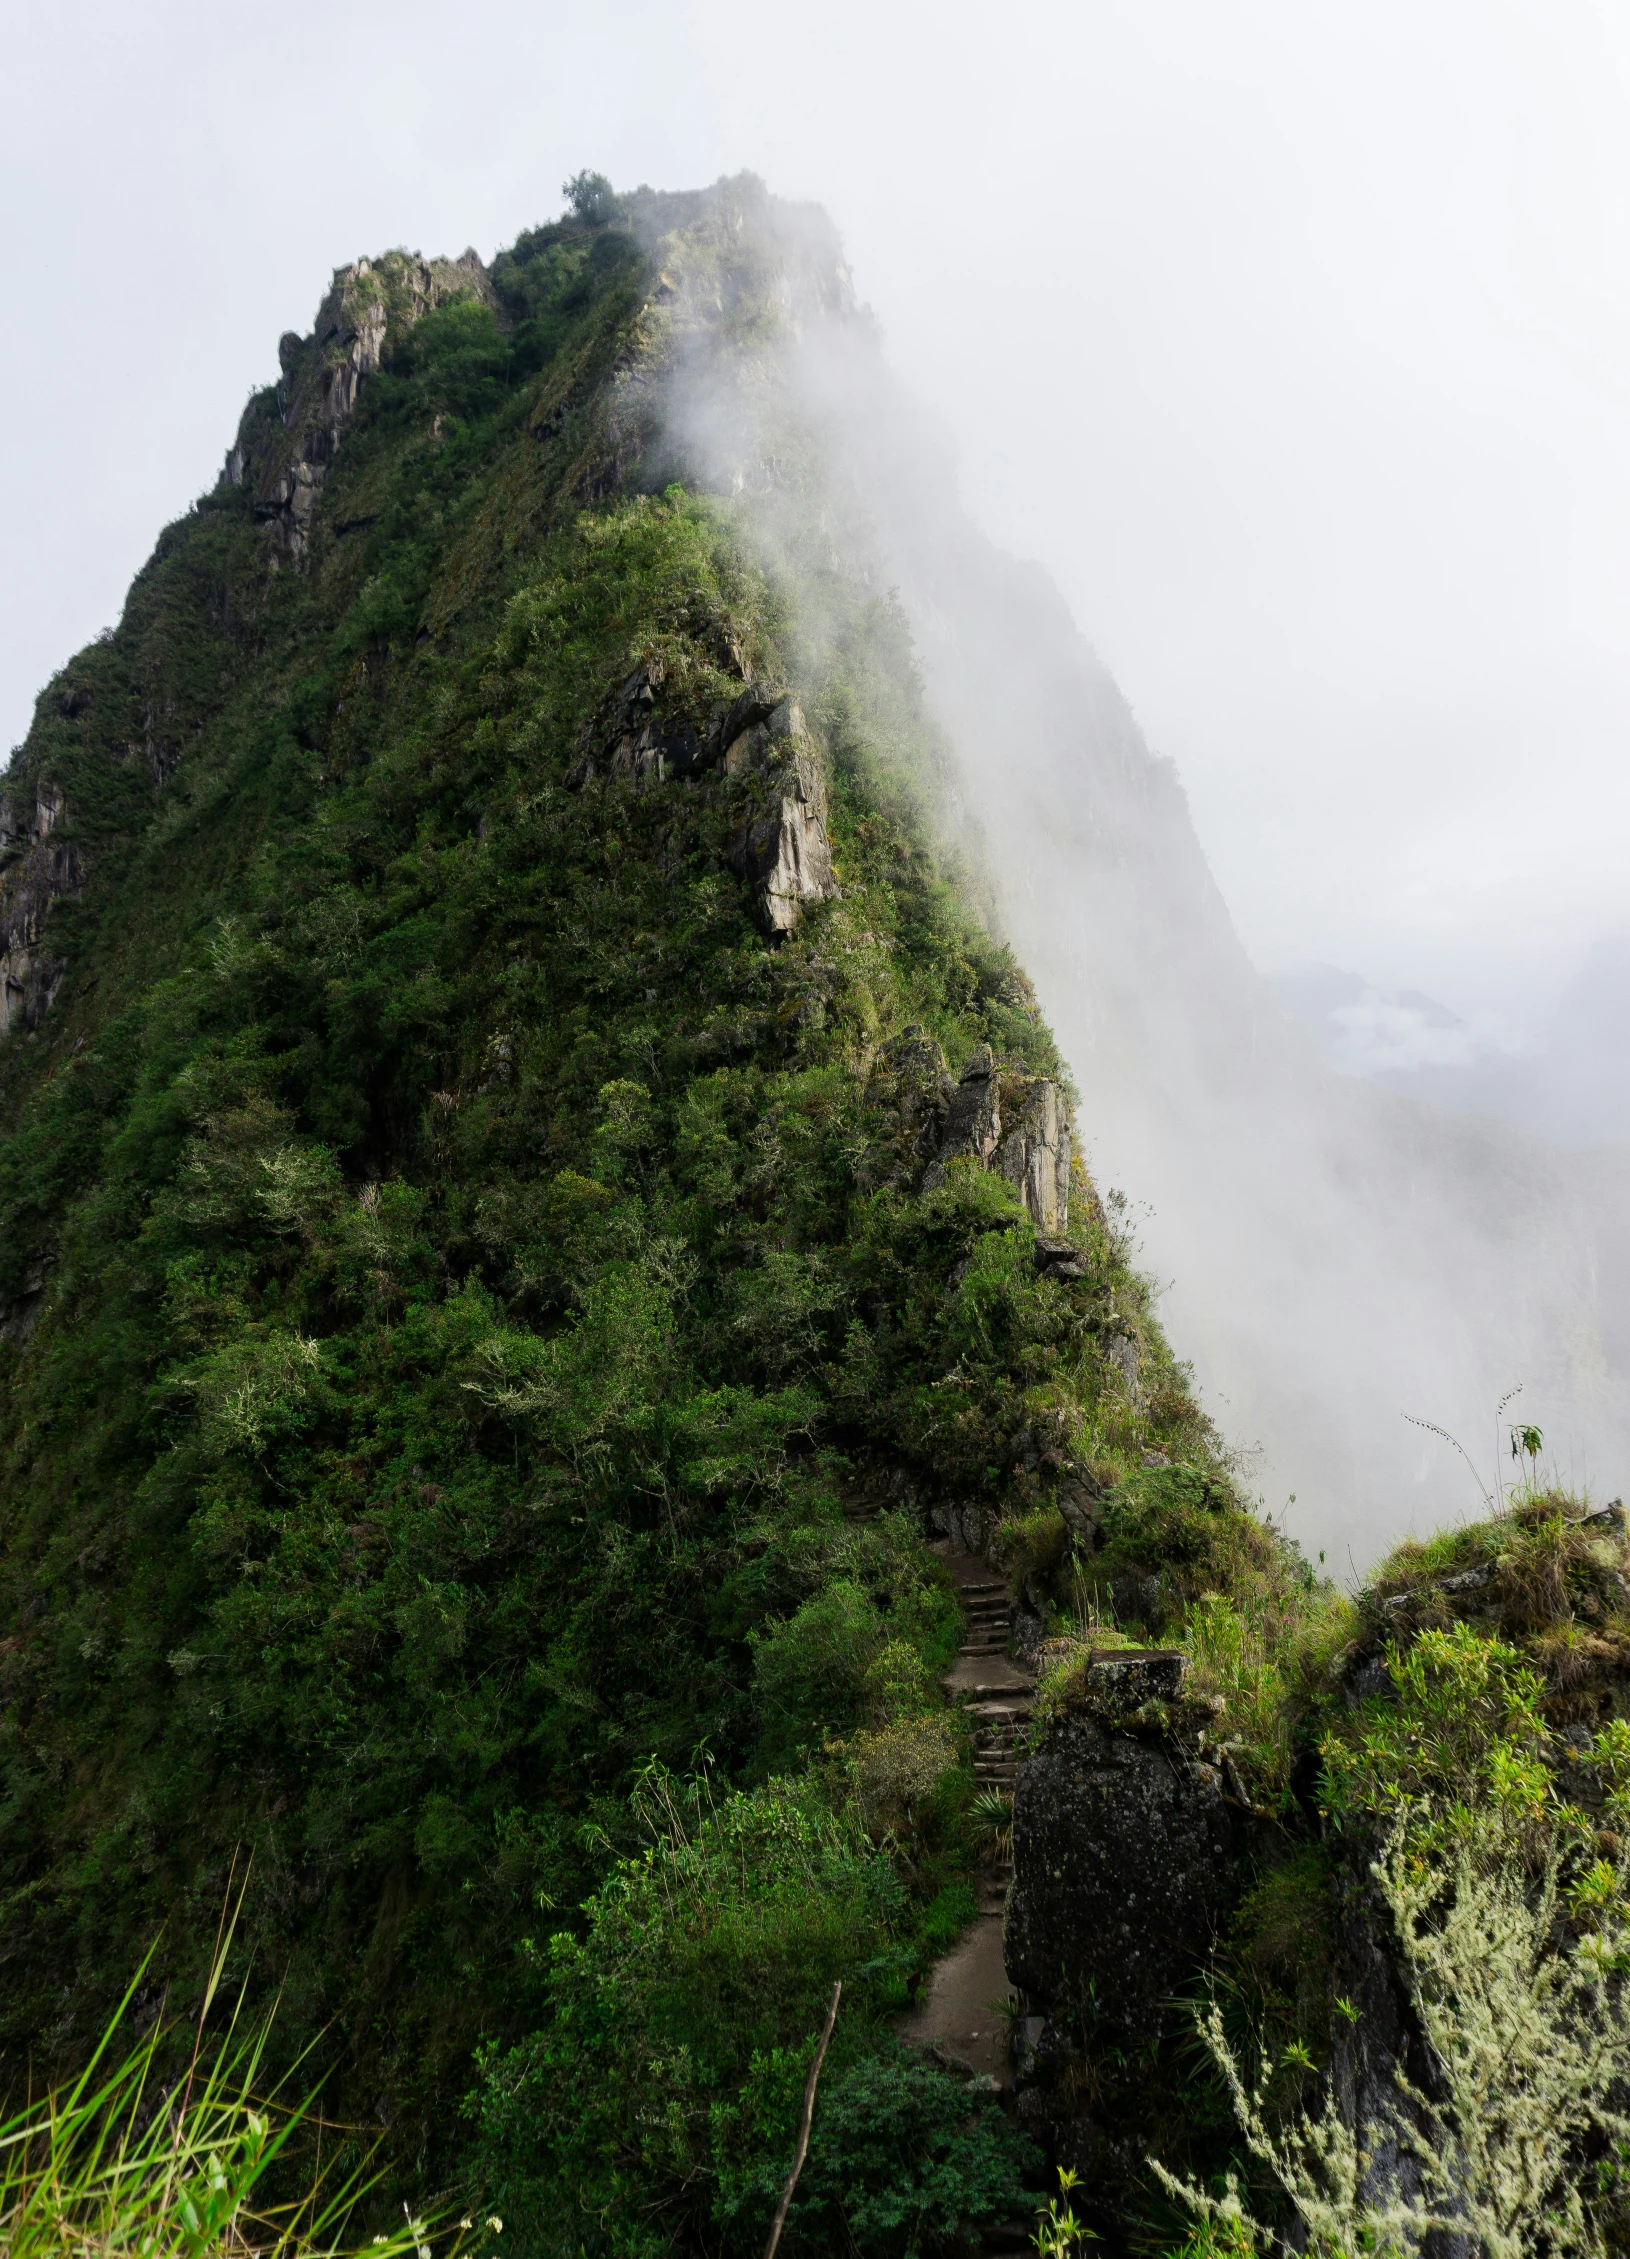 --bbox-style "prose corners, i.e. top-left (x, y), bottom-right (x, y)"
top-left (1005, 1653), bottom-right (1243, 2198)
top-left (224, 249), bottom-right (495, 559)
top-left (726, 733), bottom-right (837, 933)
top-left (919, 1043), bottom-right (1074, 1231)
top-left (0, 781), bottom-right (79, 1038)
top-left (1006, 1655), bottom-right (1235, 2042)
top-left (572, 665), bottom-right (839, 934)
